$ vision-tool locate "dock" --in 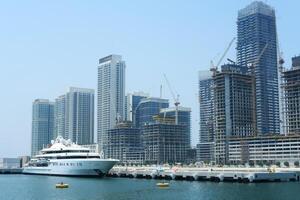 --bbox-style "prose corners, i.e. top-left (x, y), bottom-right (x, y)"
top-left (0, 168), bottom-right (23, 174)
top-left (108, 166), bottom-right (300, 183)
